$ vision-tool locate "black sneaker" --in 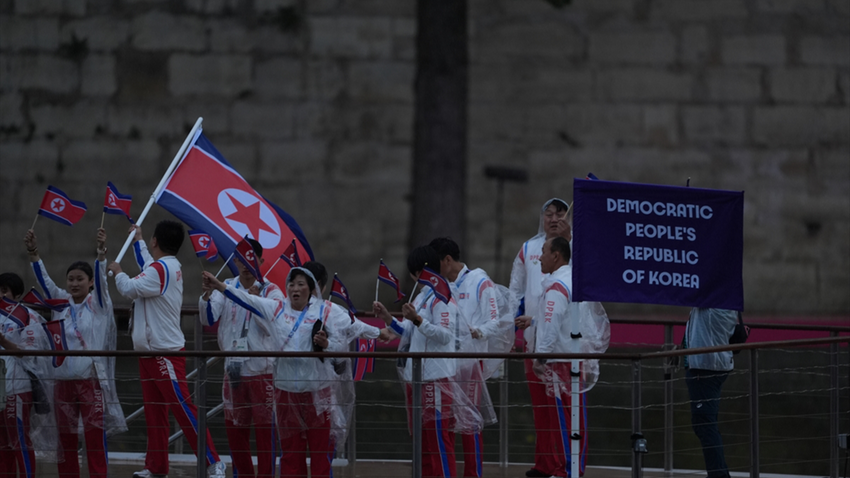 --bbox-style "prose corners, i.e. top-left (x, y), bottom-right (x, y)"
top-left (526, 469), bottom-right (550, 478)
top-left (133, 470), bottom-right (167, 478)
